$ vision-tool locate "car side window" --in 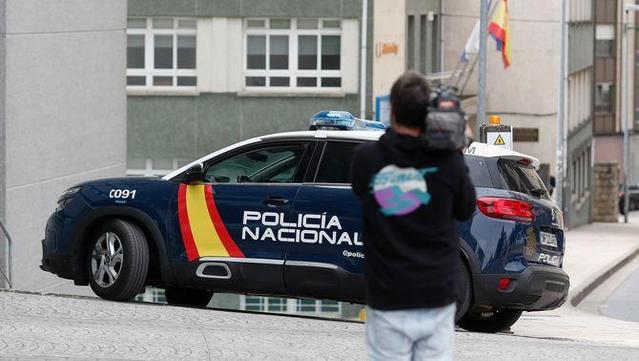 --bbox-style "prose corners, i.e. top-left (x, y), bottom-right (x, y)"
top-left (315, 141), bottom-right (359, 184)
top-left (205, 145), bottom-right (306, 183)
